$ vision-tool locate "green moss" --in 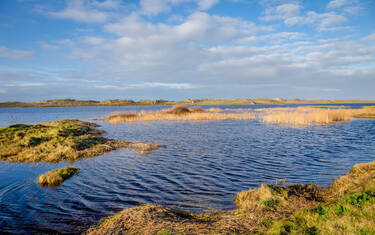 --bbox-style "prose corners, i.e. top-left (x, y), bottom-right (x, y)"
top-left (343, 192), bottom-right (375, 205)
top-left (262, 199), bottom-right (279, 209)
top-left (268, 190), bottom-right (375, 234)
top-left (72, 136), bottom-right (107, 151)
top-left (157, 229), bottom-right (174, 235)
